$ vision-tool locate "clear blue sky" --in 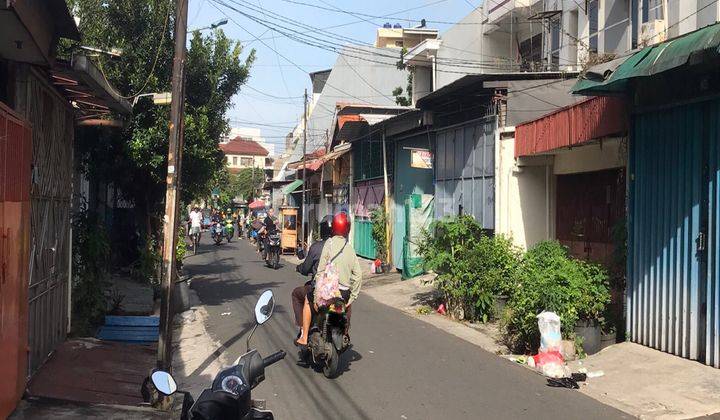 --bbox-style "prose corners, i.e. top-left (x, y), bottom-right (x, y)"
top-left (188, 0), bottom-right (480, 151)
